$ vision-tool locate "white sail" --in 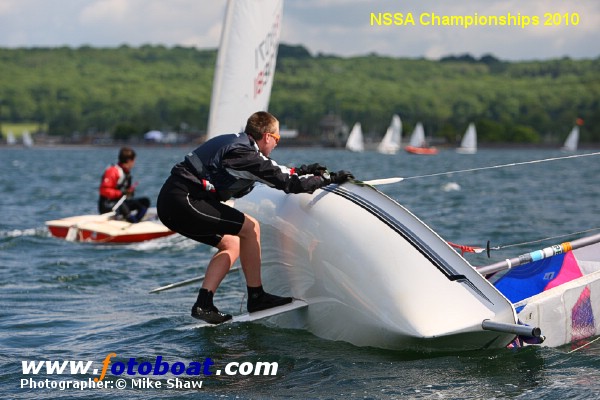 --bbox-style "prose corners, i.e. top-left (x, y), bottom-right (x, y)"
top-left (408, 122), bottom-right (425, 147)
top-left (6, 130), bottom-right (16, 145)
top-left (22, 130), bottom-right (33, 147)
top-left (456, 123), bottom-right (477, 154)
top-left (377, 114), bottom-right (402, 154)
top-left (206, 0), bottom-right (283, 139)
top-left (345, 122), bottom-right (364, 152)
top-left (561, 125), bottom-right (579, 151)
